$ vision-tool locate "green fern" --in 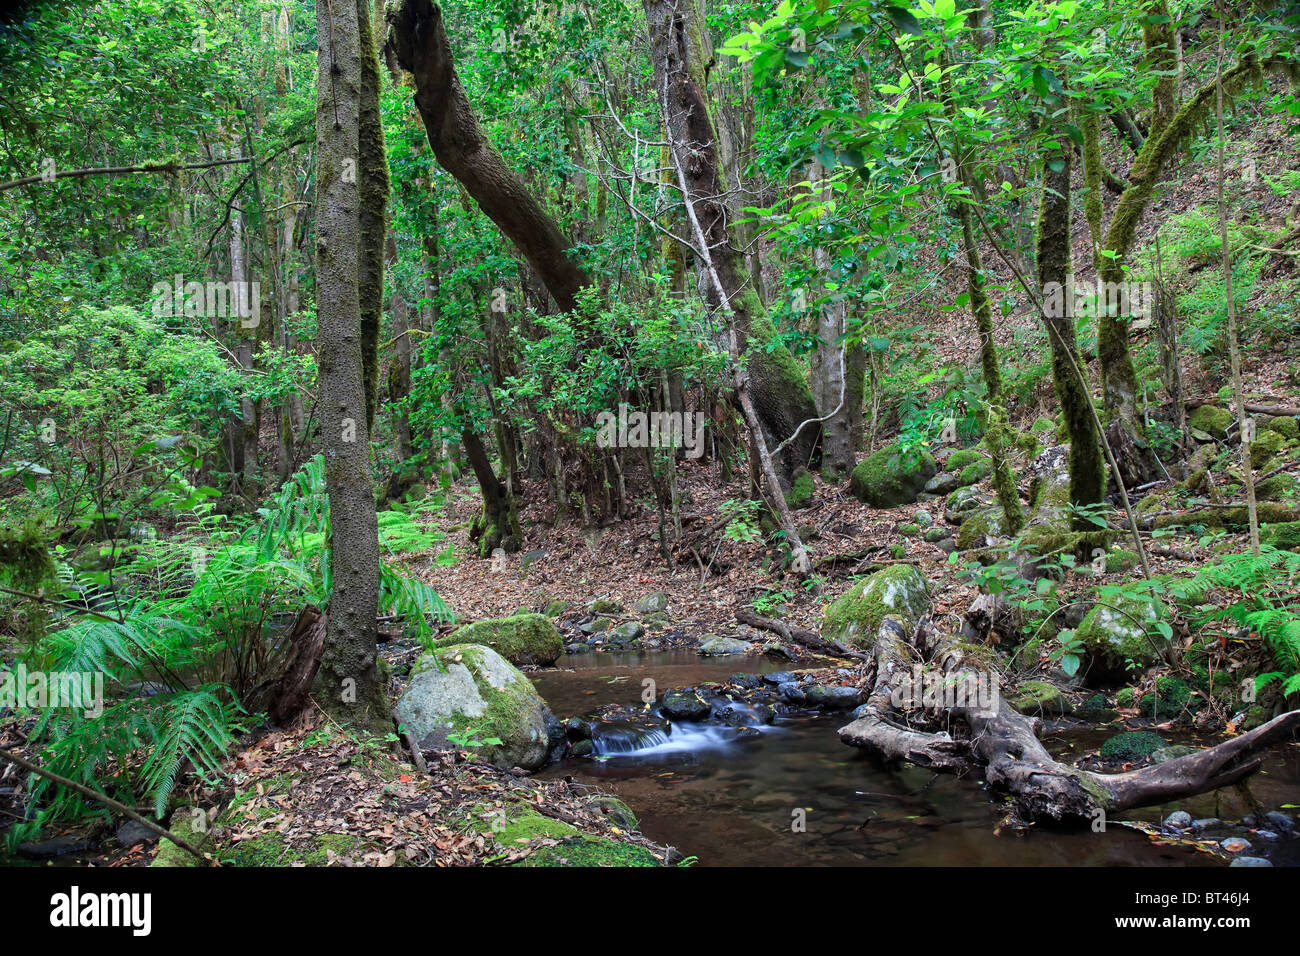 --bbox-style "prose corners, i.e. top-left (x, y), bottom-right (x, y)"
top-left (1179, 547), bottom-right (1300, 696)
